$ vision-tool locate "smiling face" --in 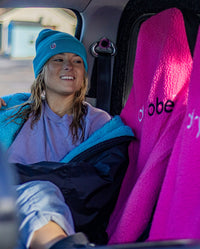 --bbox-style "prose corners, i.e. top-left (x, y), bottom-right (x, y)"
top-left (44, 52), bottom-right (85, 100)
